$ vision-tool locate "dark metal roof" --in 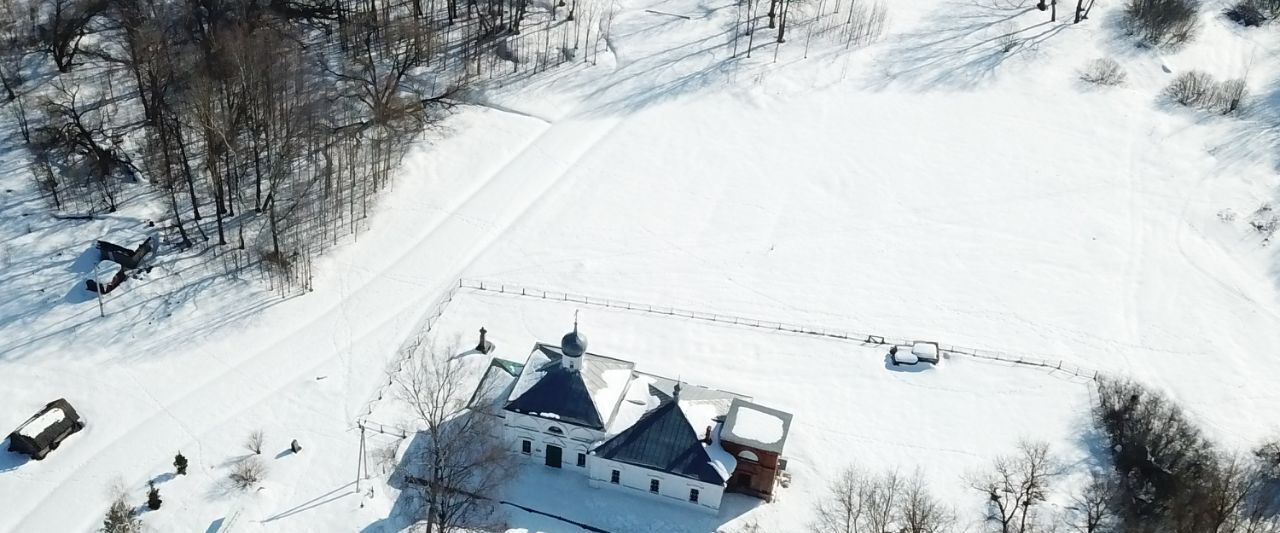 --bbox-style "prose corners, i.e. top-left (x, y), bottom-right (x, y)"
top-left (592, 399), bottom-right (726, 484)
top-left (505, 365), bottom-right (606, 429)
top-left (503, 344), bottom-right (635, 429)
top-left (561, 329), bottom-right (587, 358)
